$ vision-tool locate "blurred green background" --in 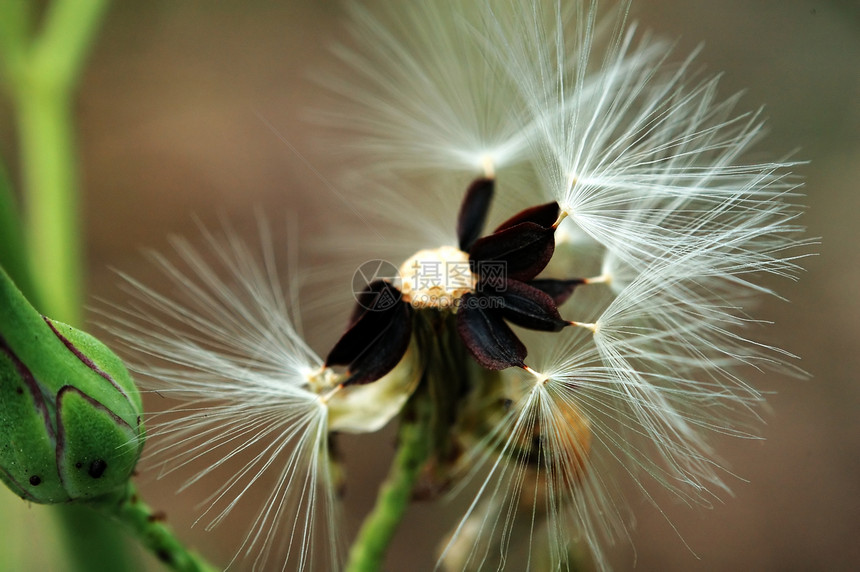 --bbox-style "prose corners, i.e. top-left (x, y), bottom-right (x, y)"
top-left (0, 1), bottom-right (857, 570)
